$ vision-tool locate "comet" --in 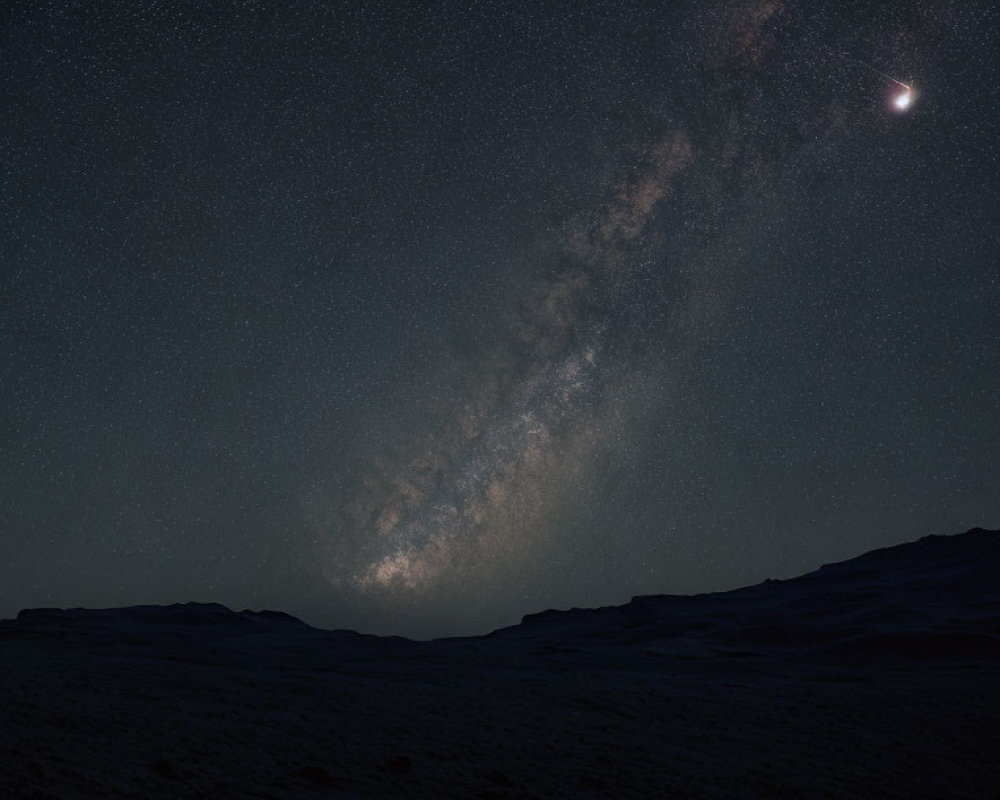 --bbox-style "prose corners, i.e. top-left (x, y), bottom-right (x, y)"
top-left (857, 60), bottom-right (915, 112)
